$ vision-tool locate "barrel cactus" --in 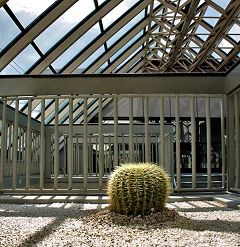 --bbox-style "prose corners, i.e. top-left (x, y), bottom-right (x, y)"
top-left (107, 163), bottom-right (170, 216)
